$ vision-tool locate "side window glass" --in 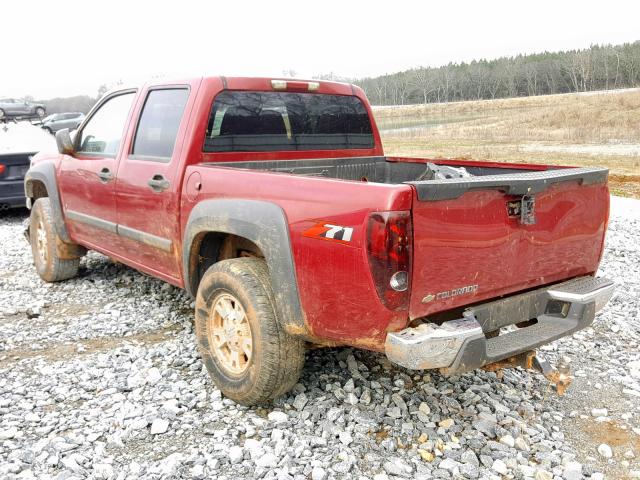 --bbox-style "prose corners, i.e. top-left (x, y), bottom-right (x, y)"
top-left (131, 89), bottom-right (189, 160)
top-left (78, 92), bottom-right (135, 156)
